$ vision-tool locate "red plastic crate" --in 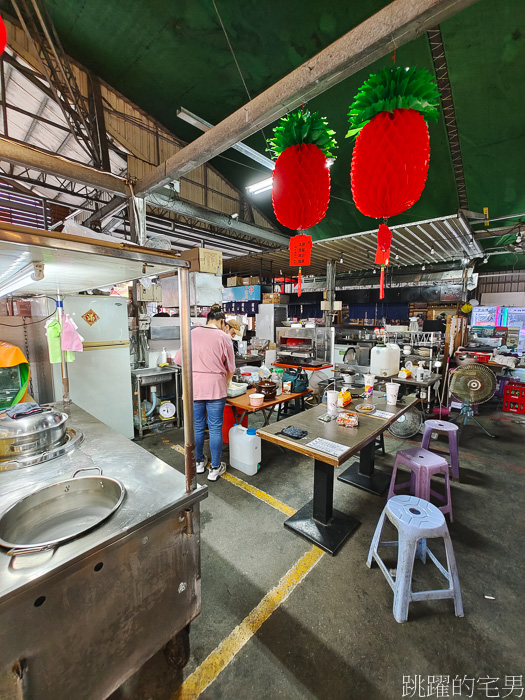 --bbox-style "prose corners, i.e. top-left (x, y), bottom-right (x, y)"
top-left (502, 384), bottom-right (525, 414)
top-left (472, 352), bottom-right (491, 363)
